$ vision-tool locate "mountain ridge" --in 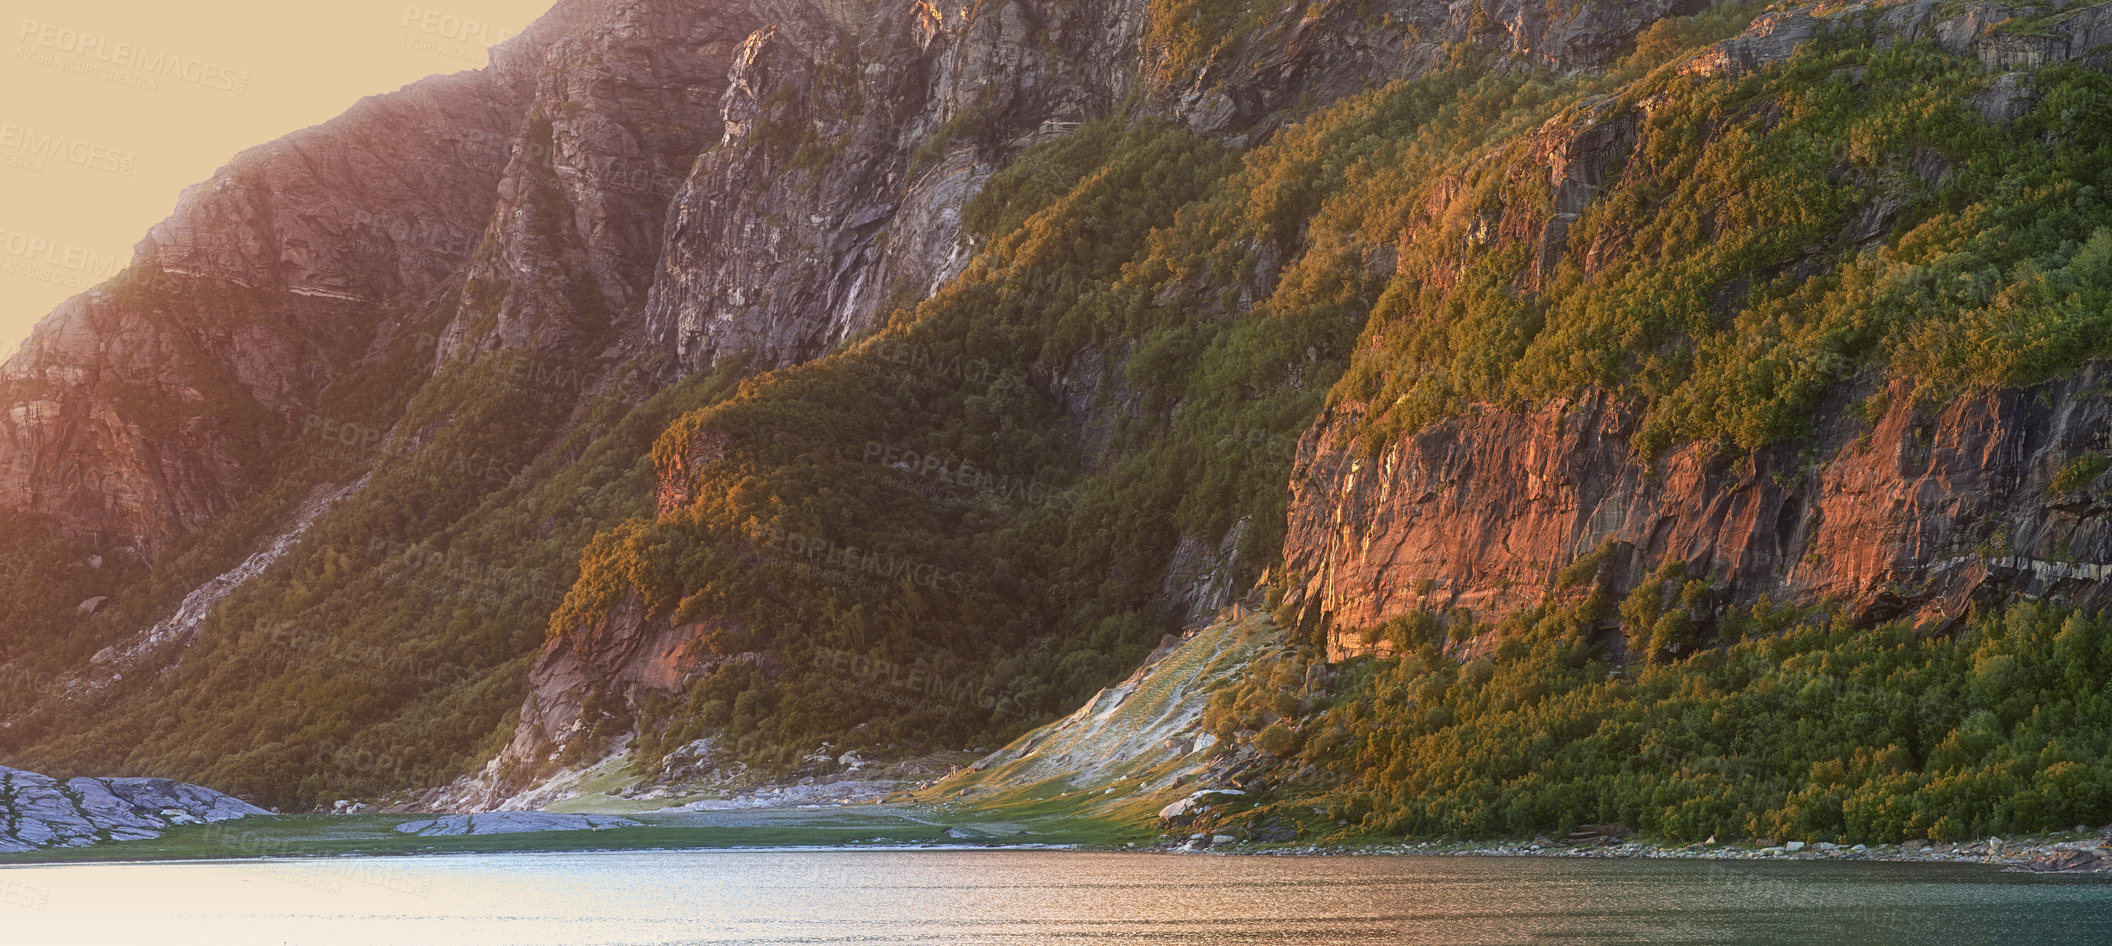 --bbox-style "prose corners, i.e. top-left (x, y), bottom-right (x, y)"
top-left (2, 0), bottom-right (2110, 848)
